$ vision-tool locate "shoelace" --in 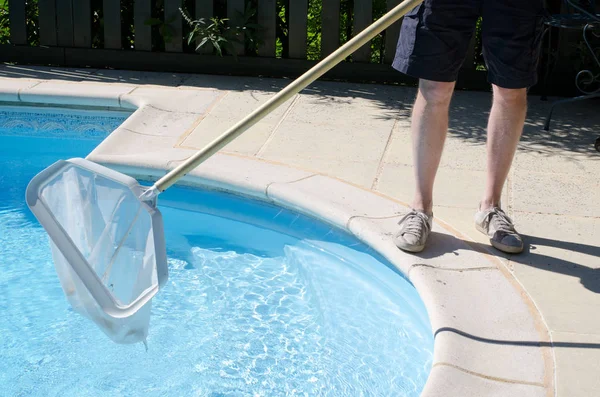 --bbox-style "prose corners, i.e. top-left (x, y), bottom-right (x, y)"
top-left (485, 207), bottom-right (516, 234)
top-left (399, 210), bottom-right (430, 237)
